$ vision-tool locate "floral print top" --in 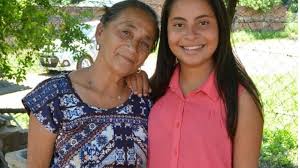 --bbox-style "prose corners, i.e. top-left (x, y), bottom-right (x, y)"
top-left (22, 73), bottom-right (151, 168)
